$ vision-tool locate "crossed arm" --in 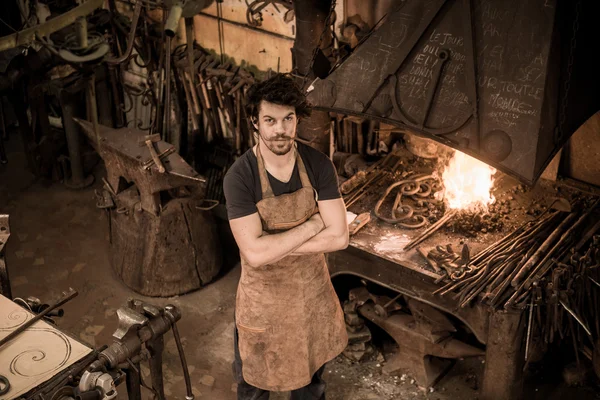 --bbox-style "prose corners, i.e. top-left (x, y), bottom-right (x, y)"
top-left (229, 198), bottom-right (349, 268)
